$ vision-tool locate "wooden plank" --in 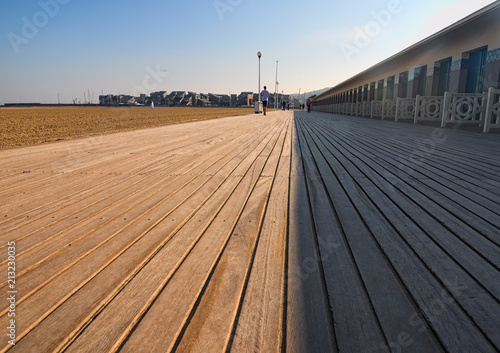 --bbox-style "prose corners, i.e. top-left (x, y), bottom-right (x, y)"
top-left (294, 118), bottom-right (390, 352)
top-left (228, 116), bottom-right (291, 353)
top-left (285, 121), bottom-right (336, 353)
